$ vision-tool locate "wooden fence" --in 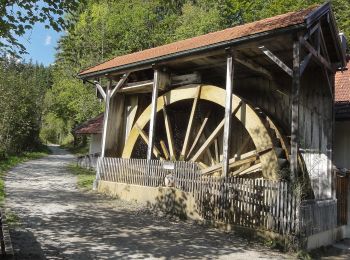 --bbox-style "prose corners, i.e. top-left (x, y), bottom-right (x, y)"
top-left (299, 199), bottom-right (337, 236)
top-left (336, 174), bottom-right (348, 226)
top-left (97, 157), bottom-right (300, 235)
top-left (77, 153), bottom-right (100, 169)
